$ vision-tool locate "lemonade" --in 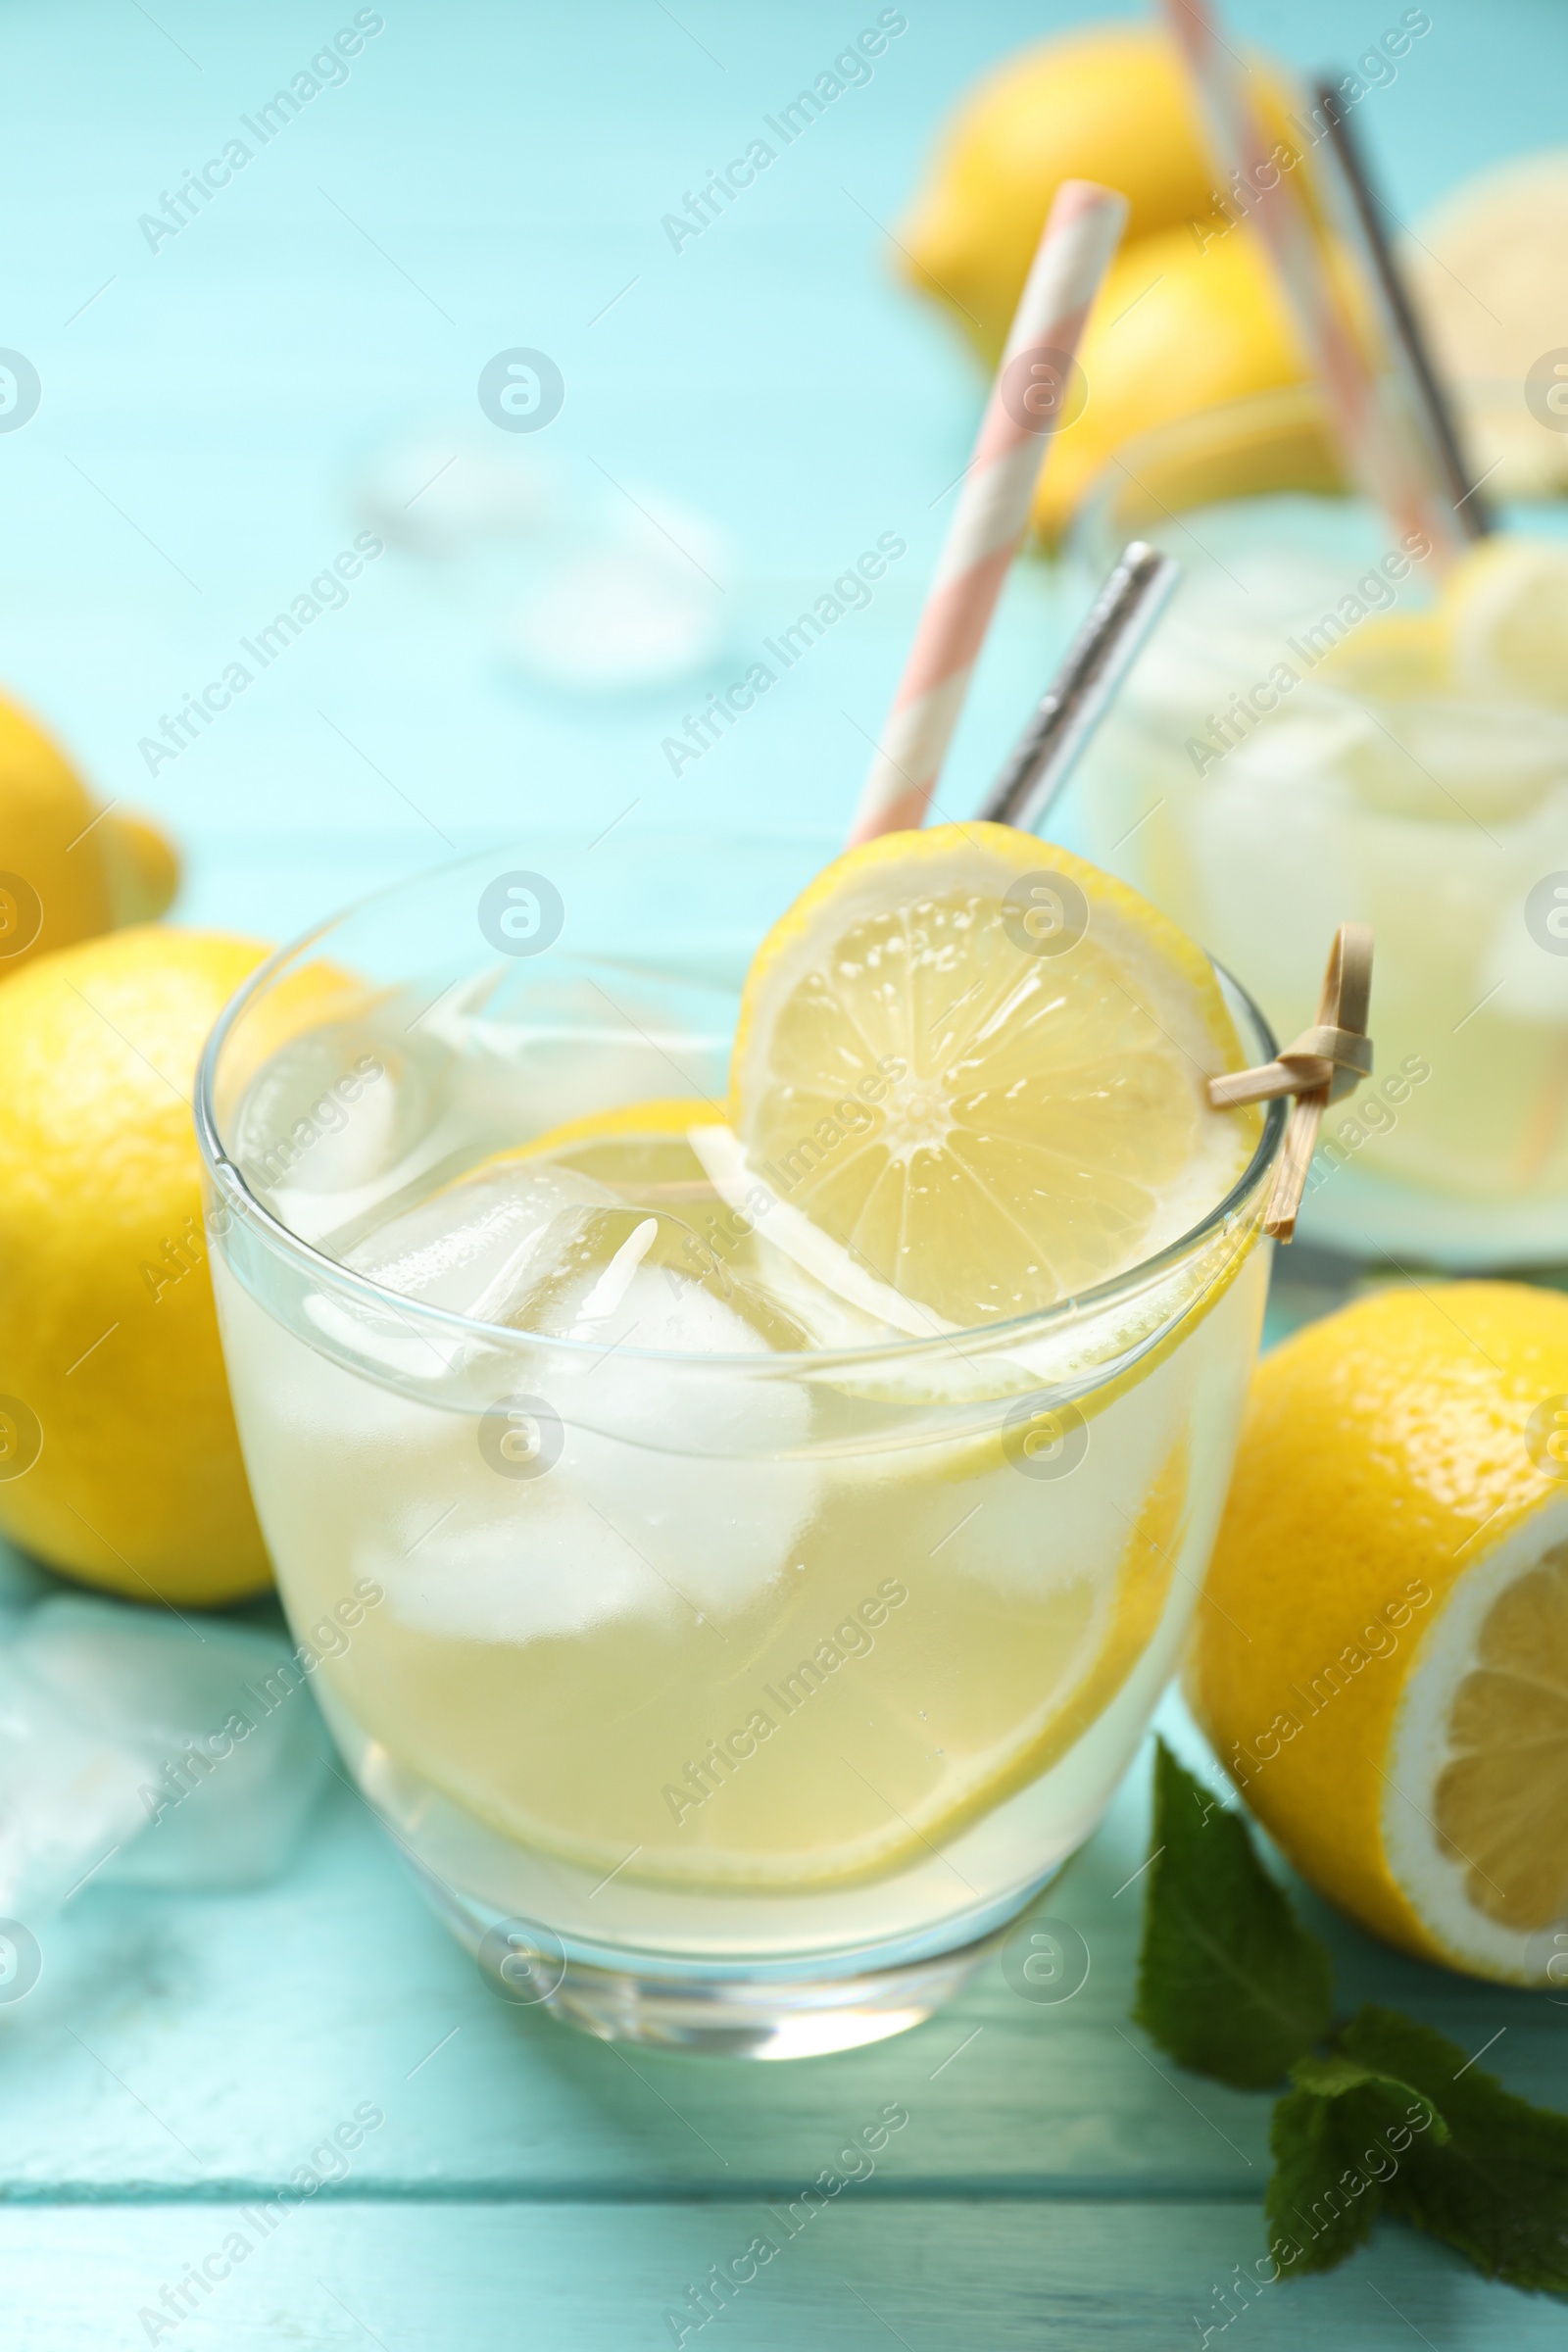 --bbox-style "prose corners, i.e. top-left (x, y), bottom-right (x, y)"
top-left (1068, 450), bottom-right (1568, 1265)
top-left (198, 832), bottom-right (1281, 2051)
